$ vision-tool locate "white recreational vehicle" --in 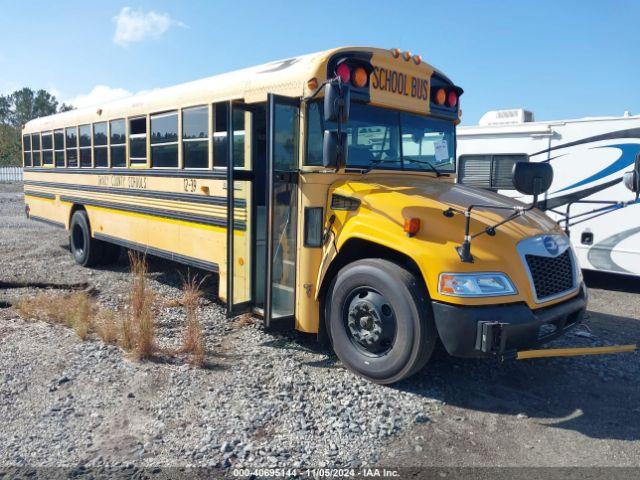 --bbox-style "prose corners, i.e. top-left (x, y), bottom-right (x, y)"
top-left (457, 109), bottom-right (640, 276)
